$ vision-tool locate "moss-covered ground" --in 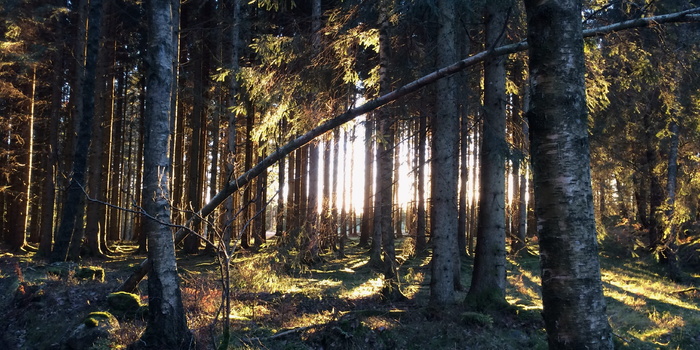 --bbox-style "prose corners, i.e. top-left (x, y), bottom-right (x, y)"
top-left (0, 232), bottom-right (698, 349)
